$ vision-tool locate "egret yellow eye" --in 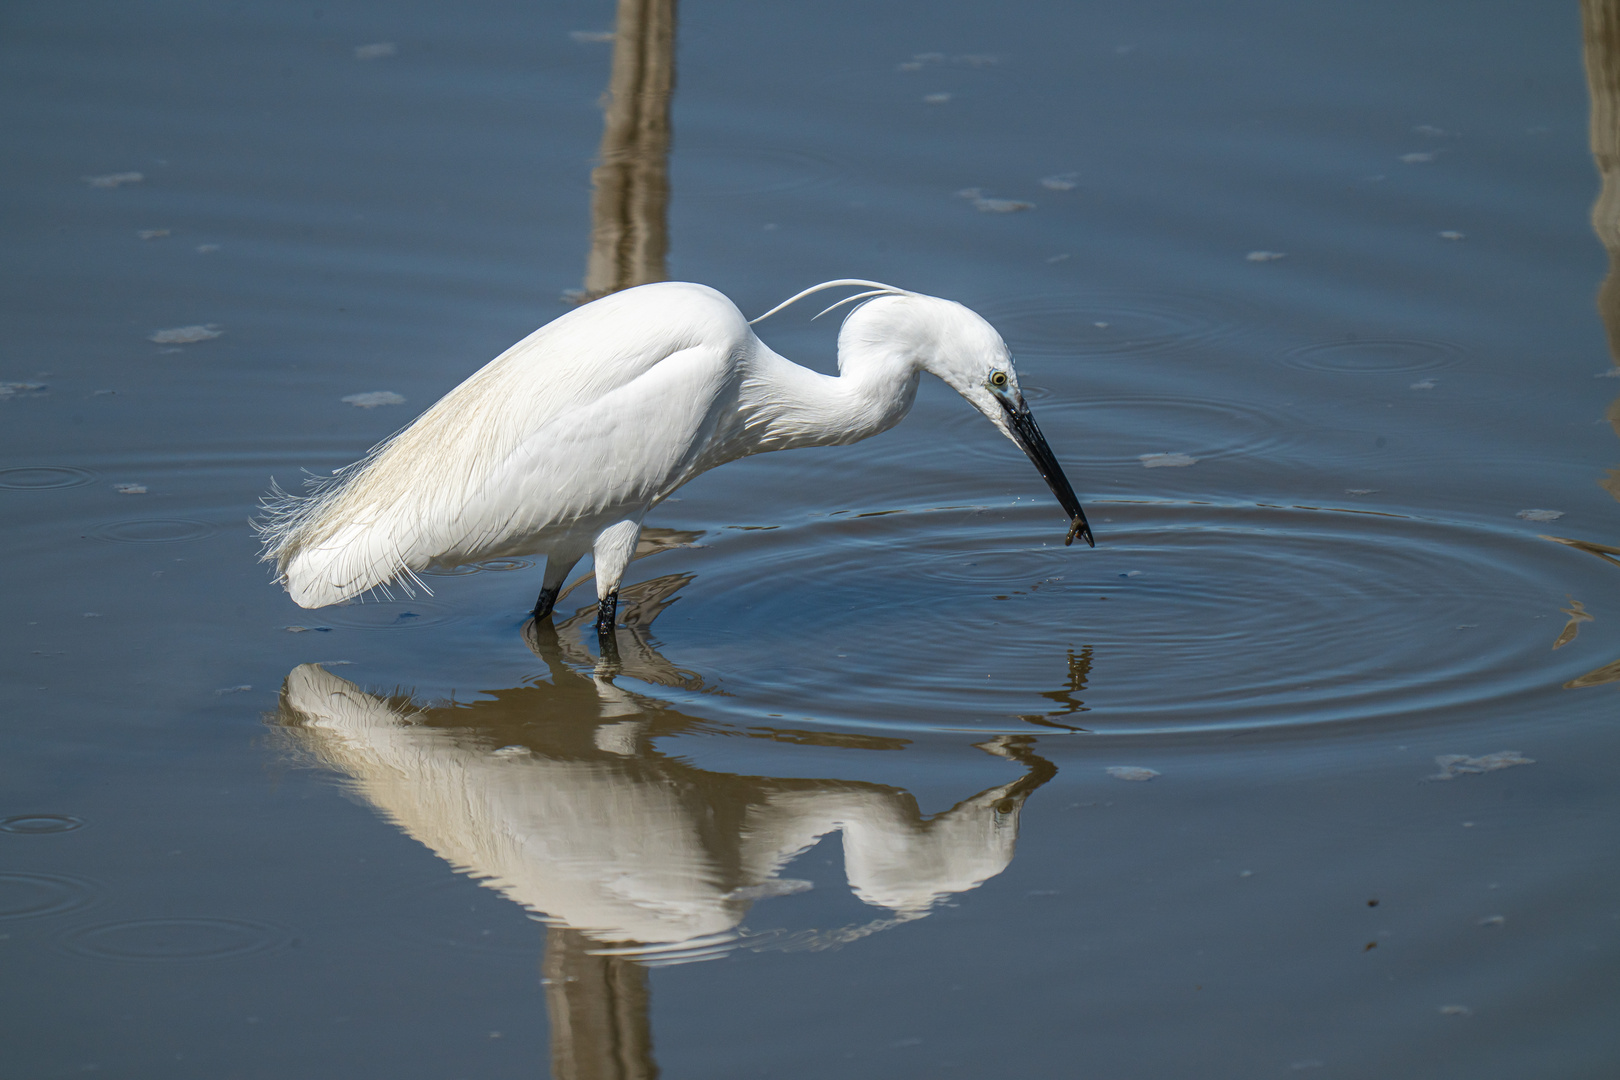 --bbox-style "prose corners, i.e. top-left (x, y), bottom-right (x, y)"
top-left (989, 370), bottom-right (1009, 389)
